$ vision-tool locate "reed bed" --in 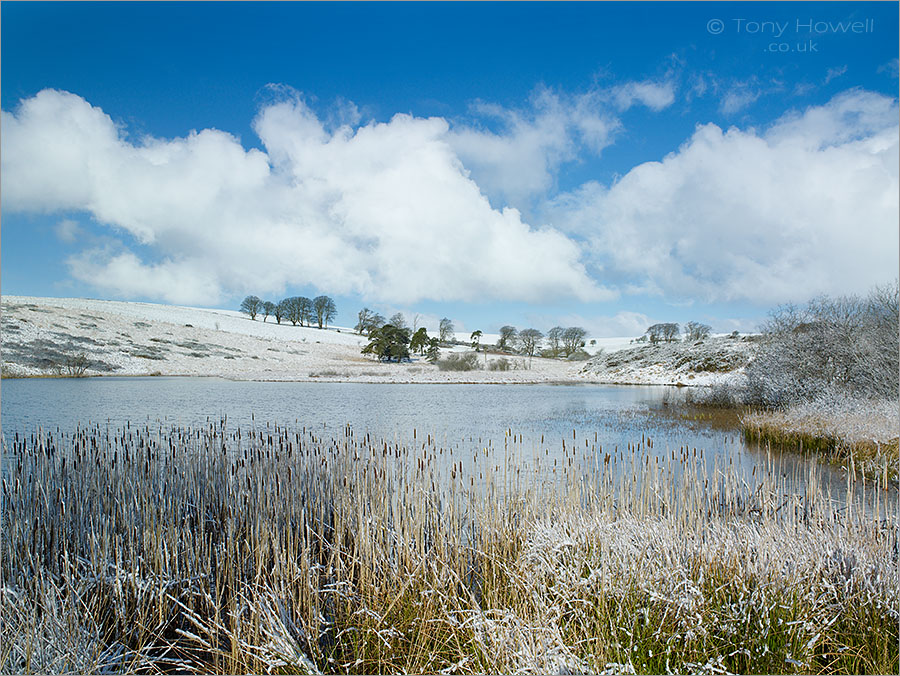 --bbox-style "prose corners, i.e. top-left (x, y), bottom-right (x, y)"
top-left (1, 421), bottom-right (897, 674)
